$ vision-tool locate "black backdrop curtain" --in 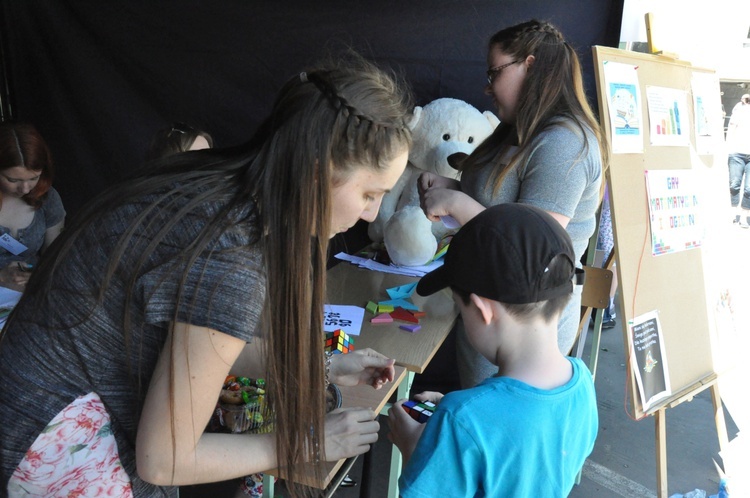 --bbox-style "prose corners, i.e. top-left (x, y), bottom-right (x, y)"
top-left (1, 0), bottom-right (622, 226)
